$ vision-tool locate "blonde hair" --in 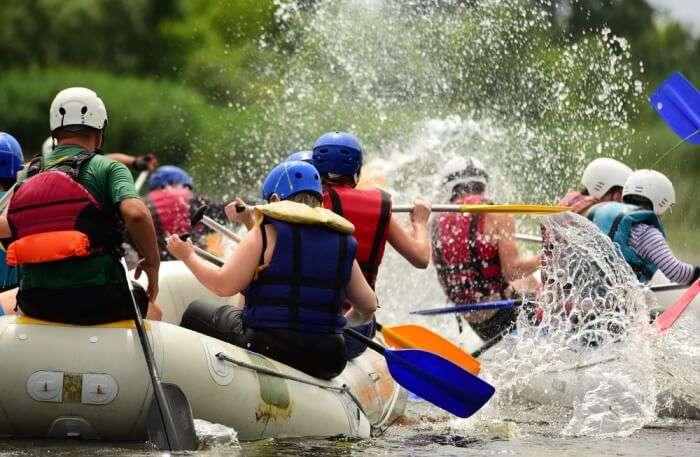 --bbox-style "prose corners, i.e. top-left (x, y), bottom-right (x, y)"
top-left (287, 192), bottom-right (322, 208)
